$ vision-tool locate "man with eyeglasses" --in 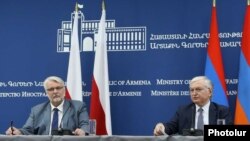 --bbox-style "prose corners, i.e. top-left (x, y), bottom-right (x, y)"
top-left (153, 76), bottom-right (233, 136)
top-left (5, 76), bottom-right (89, 136)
